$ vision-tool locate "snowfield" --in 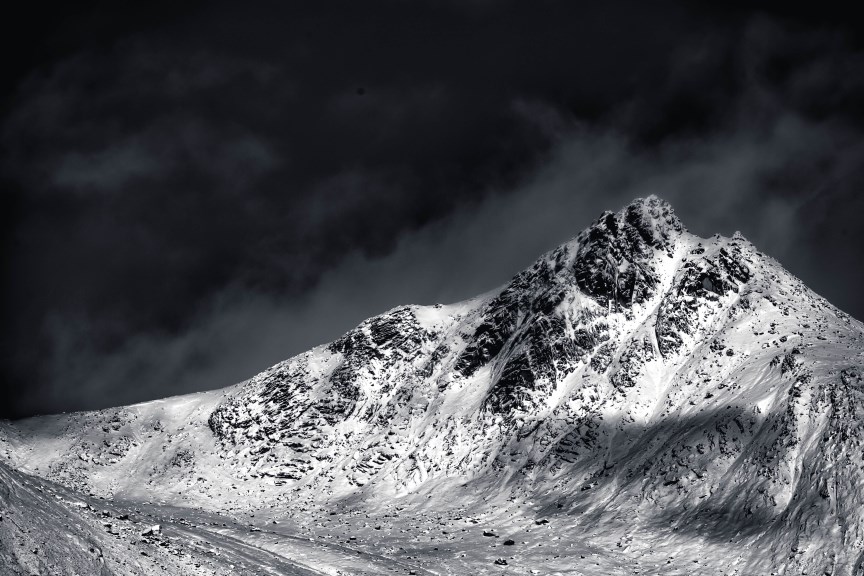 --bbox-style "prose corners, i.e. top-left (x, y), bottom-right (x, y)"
top-left (2, 196), bottom-right (864, 575)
